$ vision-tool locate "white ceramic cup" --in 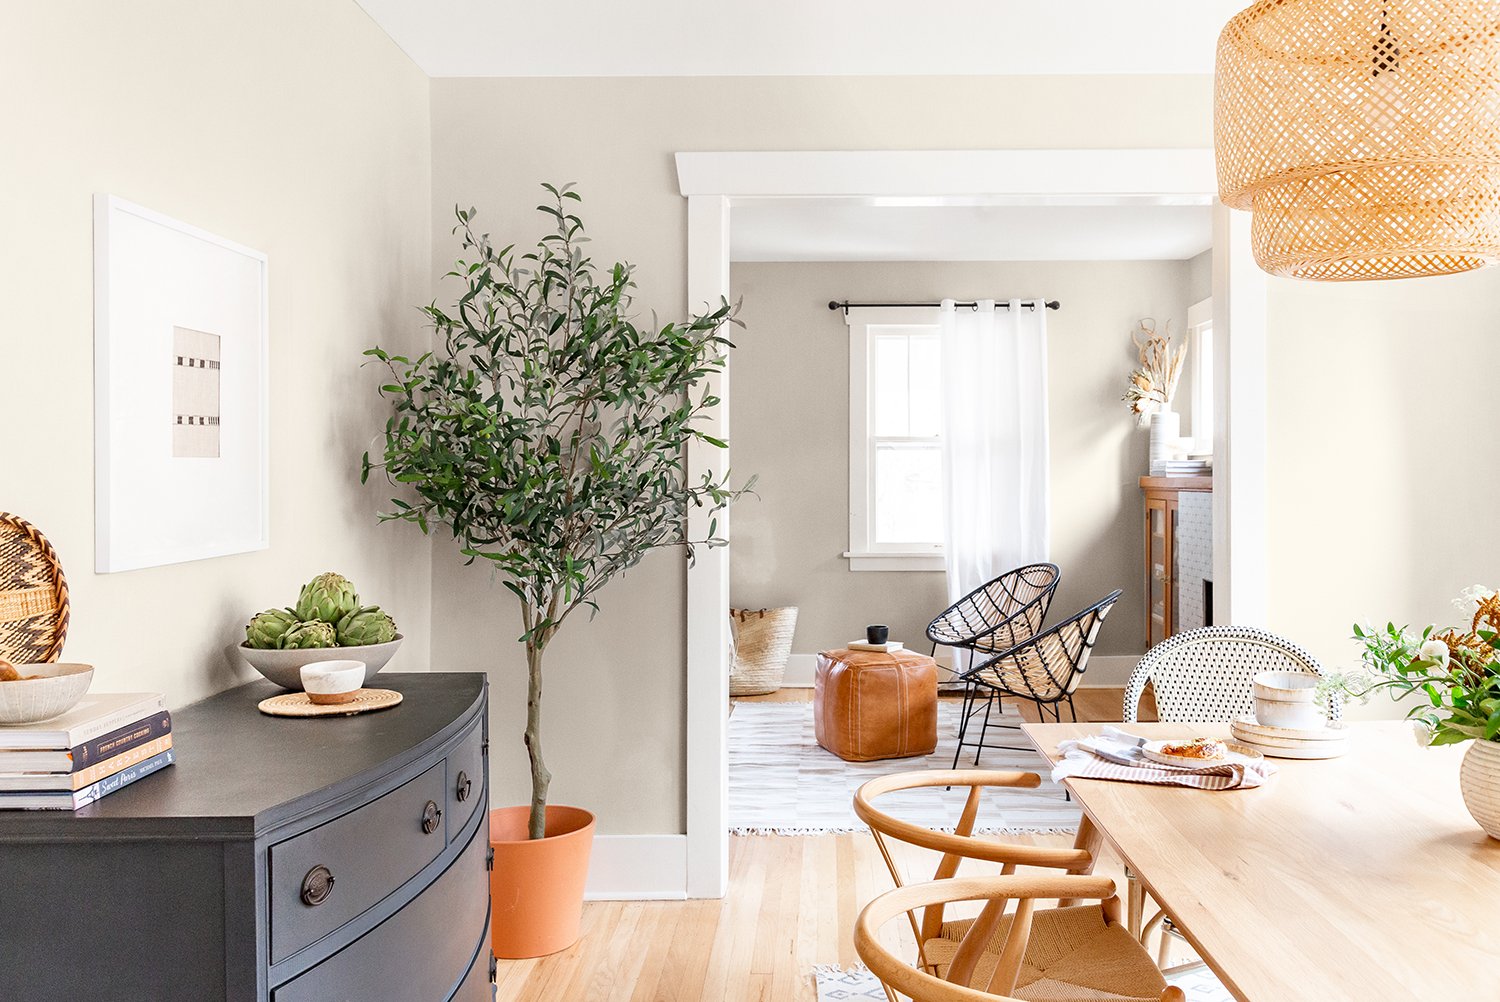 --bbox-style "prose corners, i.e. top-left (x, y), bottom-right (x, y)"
top-left (300, 660), bottom-right (367, 705)
top-left (1252, 671), bottom-right (1326, 730)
